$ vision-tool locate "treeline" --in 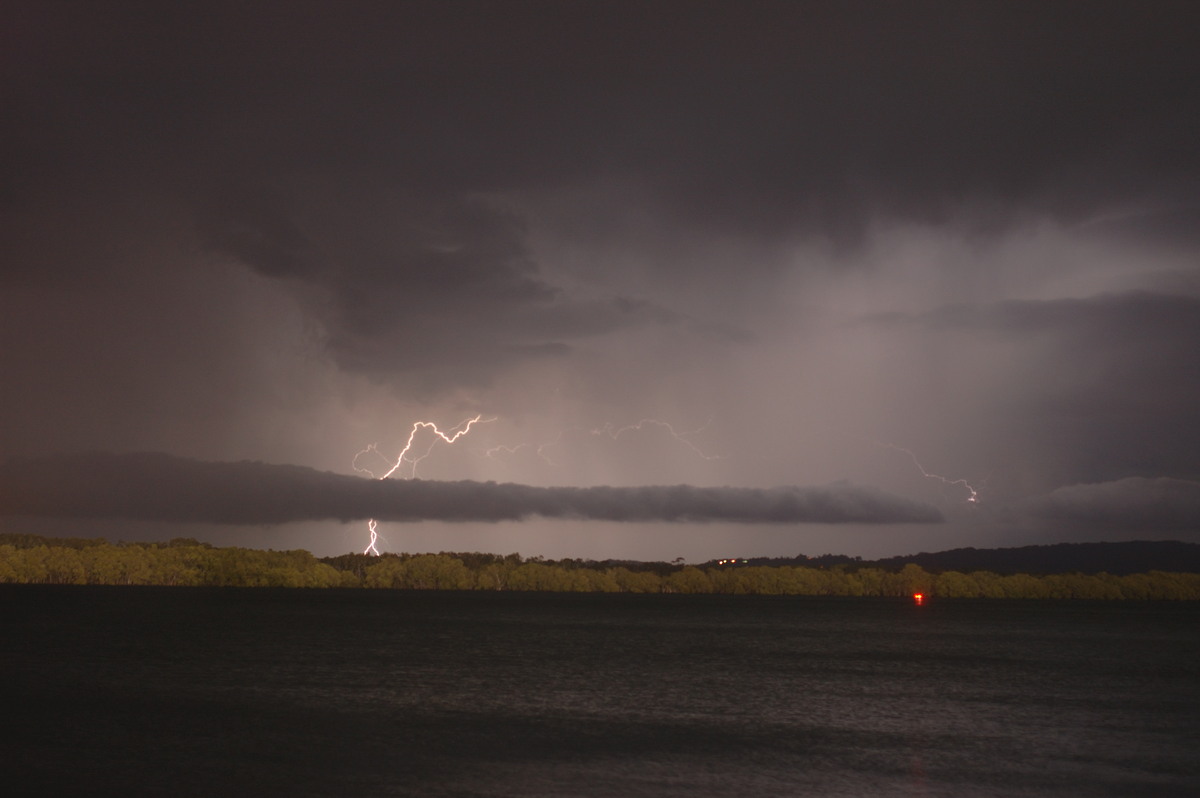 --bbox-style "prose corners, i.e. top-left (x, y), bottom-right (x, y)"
top-left (343, 555), bottom-right (1200, 599)
top-left (0, 537), bottom-right (348, 588)
top-left (1, 535), bottom-right (1198, 598)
